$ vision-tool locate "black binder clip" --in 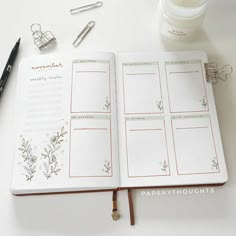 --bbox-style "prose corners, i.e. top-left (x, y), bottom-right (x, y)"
top-left (31, 23), bottom-right (57, 53)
